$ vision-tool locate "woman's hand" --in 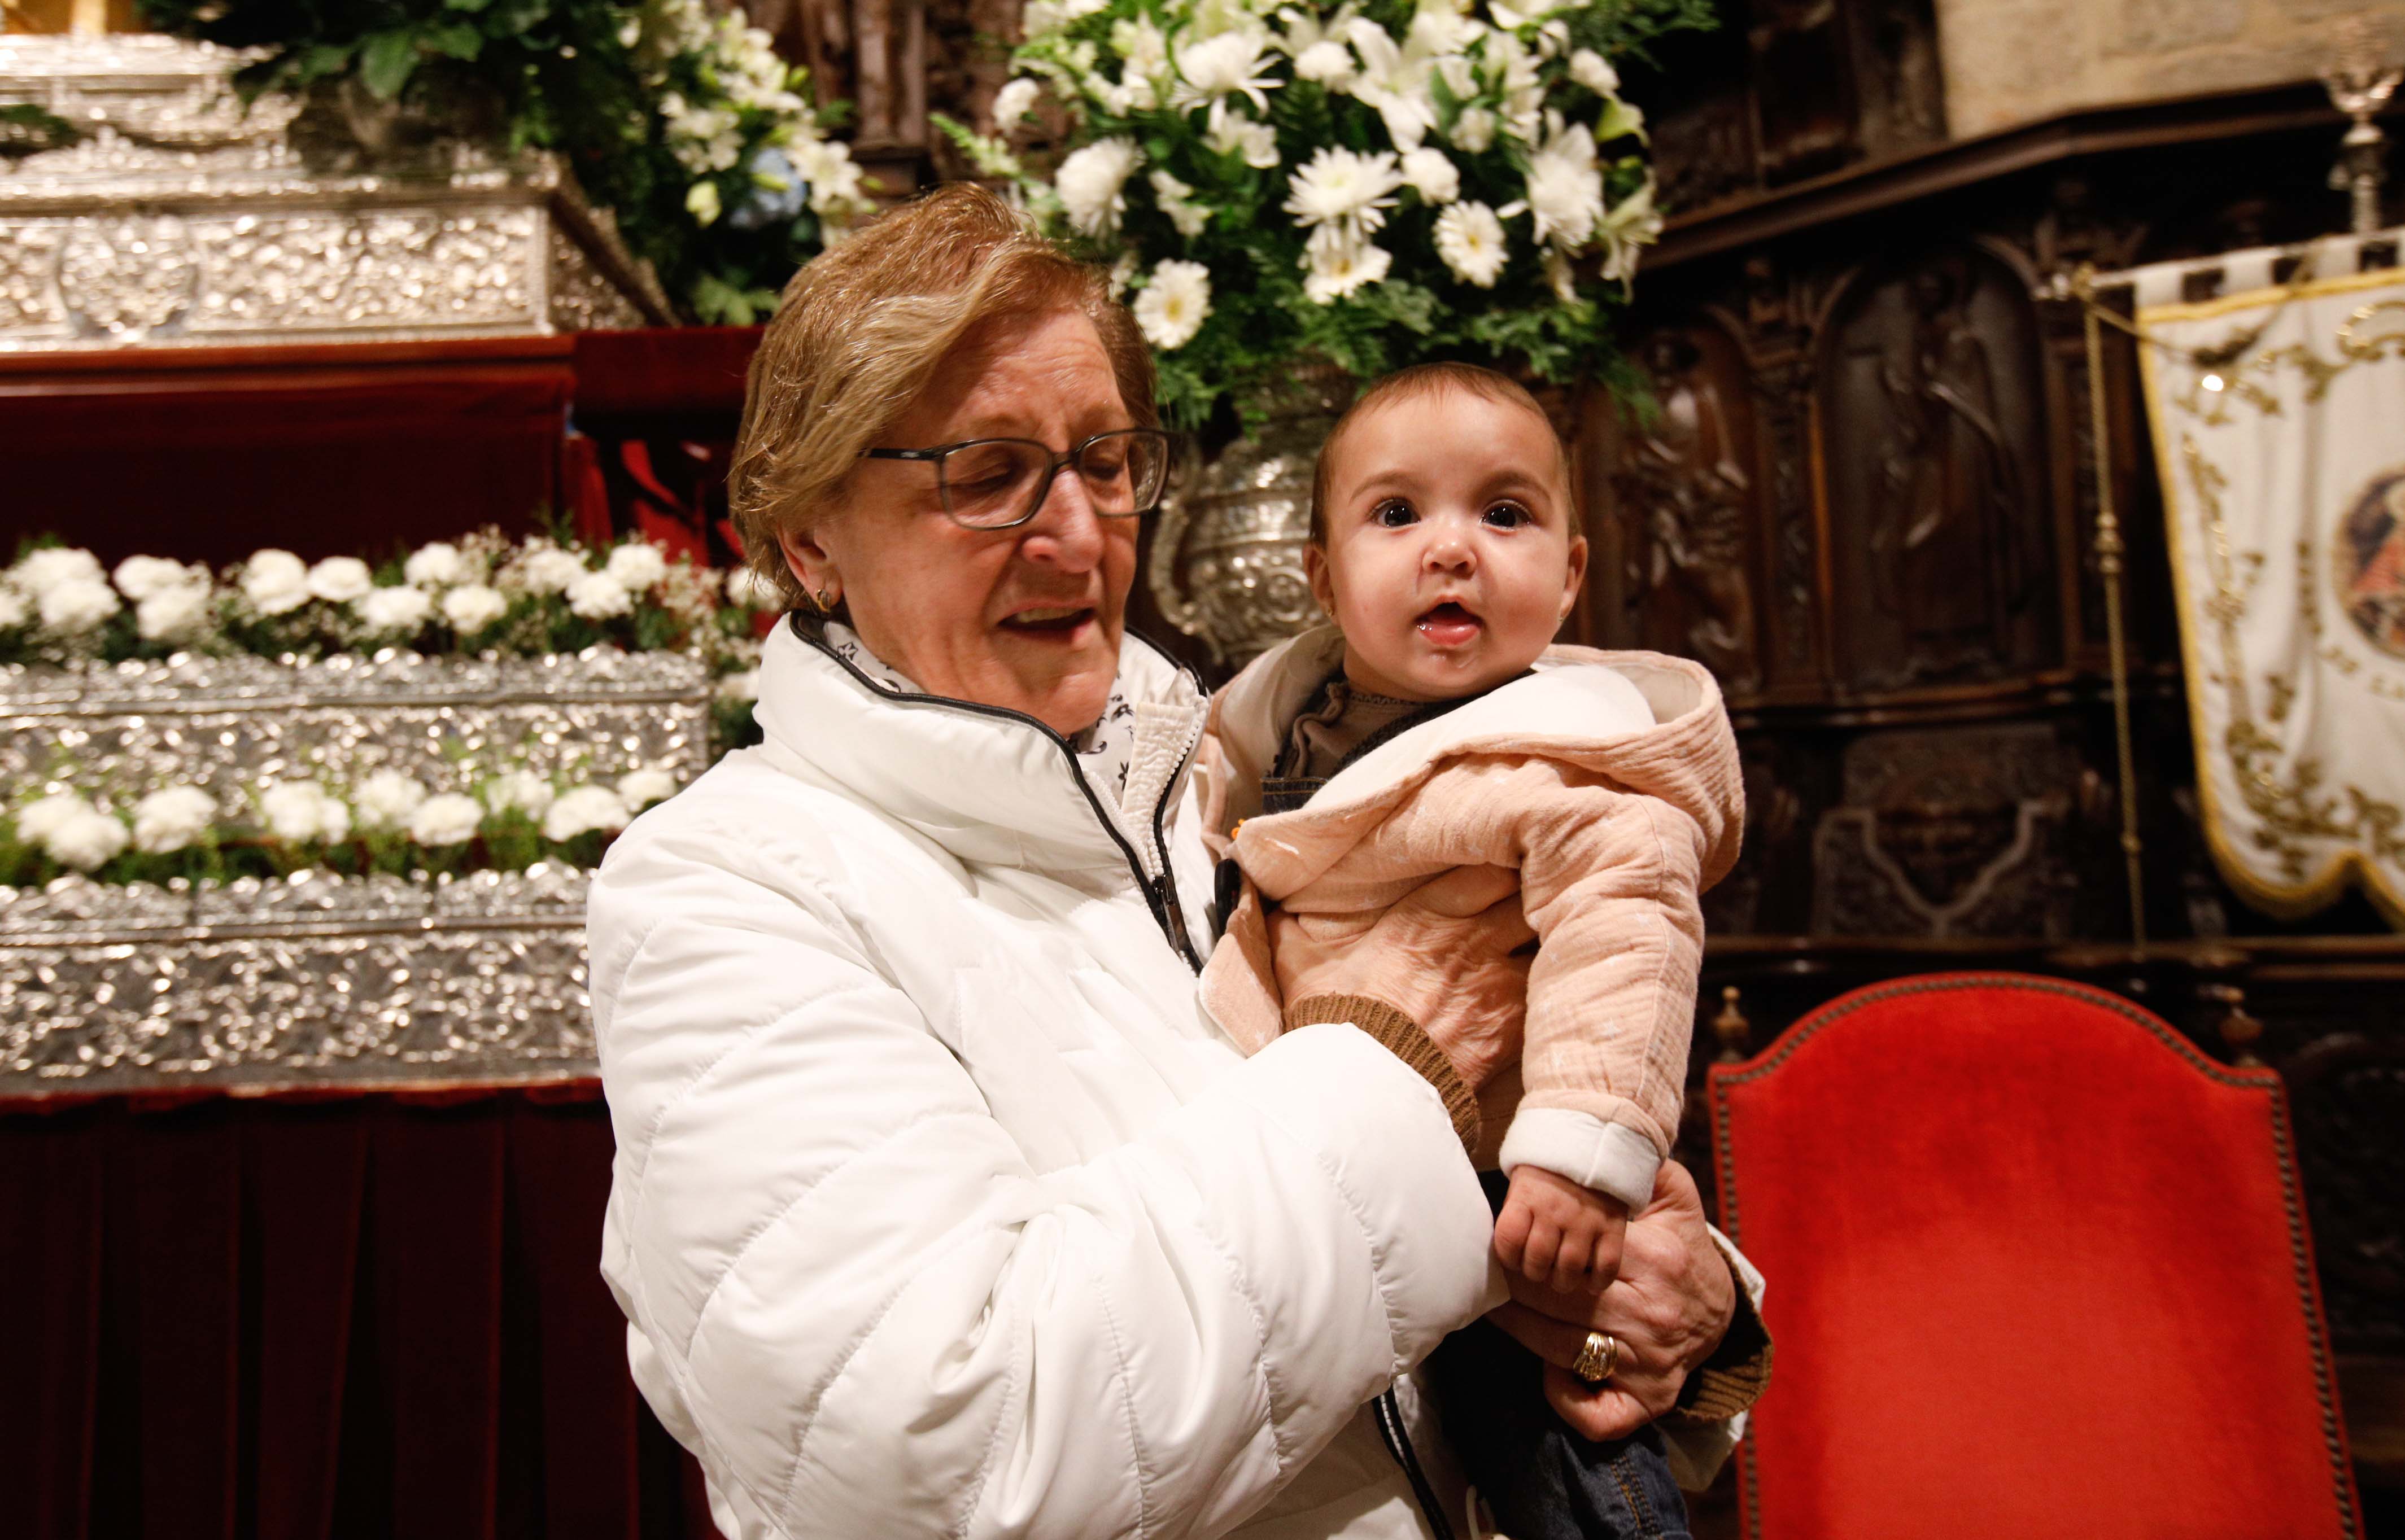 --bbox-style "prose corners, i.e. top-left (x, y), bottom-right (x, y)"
top-left (1486, 1161), bottom-right (1736, 1440)
top-left (1269, 863), bottom-right (1534, 1092)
